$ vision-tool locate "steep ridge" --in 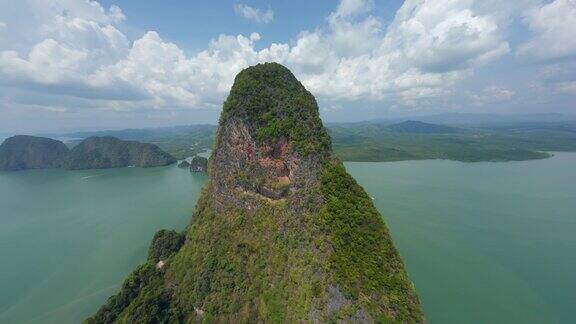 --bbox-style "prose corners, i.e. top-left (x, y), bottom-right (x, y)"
top-left (65, 136), bottom-right (176, 170)
top-left (0, 135), bottom-right (69, 171)
top-left (87, 63), bottom-right (423, 323)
